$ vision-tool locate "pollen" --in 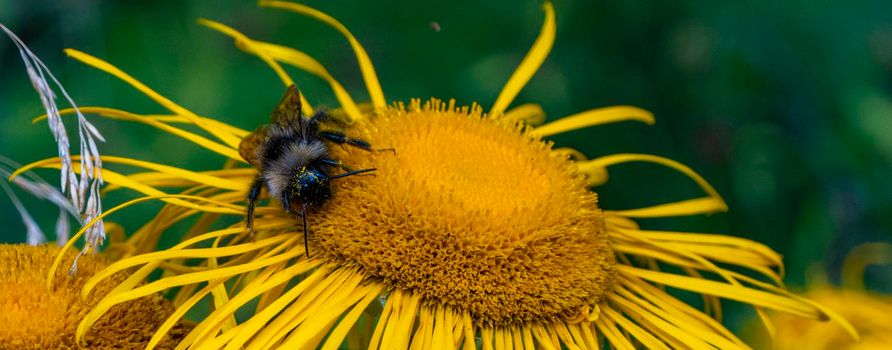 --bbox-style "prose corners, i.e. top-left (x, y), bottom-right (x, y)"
top-left (0, 244), bottom-right (187, 349)
top-left (313, 99), bottom-right (616, 324)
